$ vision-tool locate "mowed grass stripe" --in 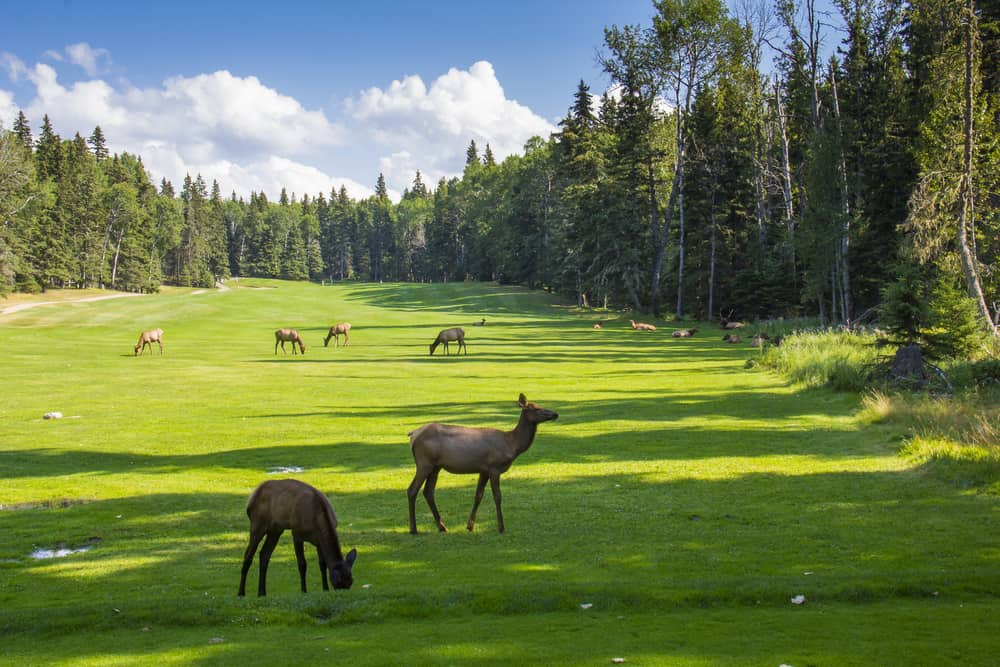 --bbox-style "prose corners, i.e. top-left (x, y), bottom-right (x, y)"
top-left (1, 279), bottom-right (997, 665)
